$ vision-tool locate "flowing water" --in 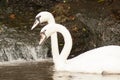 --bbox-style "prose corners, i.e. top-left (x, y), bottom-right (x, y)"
top-left (0, 59), bottom-right (120, 80)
